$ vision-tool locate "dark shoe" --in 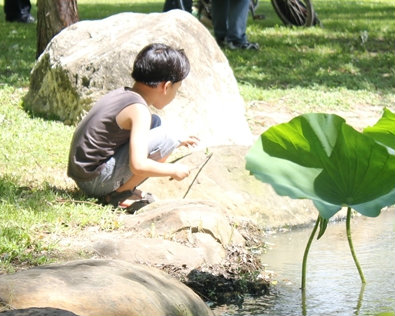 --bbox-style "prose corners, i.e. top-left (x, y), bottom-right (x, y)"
top-left (18, 14), bottom-right (35, 23)
top-left (124, 195), bottom-right (155, 214)
top-left (227, 41), bottom-right (259, 50)
top-left (215, 37), bottom-right (226, 48)
top-left (105, 190), bottom-right (135, 208)
top-left (124, 192), bottom-right (155, 214)
top-left (104, 189), bottom-right (155, 211)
